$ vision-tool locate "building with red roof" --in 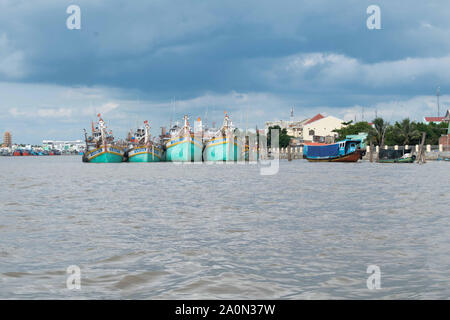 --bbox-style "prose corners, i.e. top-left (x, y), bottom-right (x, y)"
top-left (424, 110), bottom-right (450, 123)
top-left (265, 112), bottom-right (344, 143)
top-left (303, 113), bottom-right (325, 125)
